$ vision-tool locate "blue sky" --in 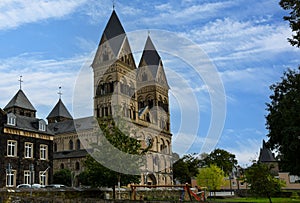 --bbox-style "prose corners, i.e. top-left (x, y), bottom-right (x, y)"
top-left (0, 0), bottom-right (299, 167)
